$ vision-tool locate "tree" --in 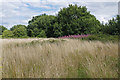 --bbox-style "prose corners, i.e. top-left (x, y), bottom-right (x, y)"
top-left (101, 15), bottom-right (120, 35)
top-left (0, 25), bottom-right (7, 35)
top-left (116, 15), bottom-right (120, 35)
top-left (27, 14), bottom-right (56, 37)
top-left (10, 24), bottom-right (27, 31)
top-left (12, 25), bottom-right (27, 38)
top-left (27, 4), bottom-right (102, 38)
top-left (57, 4), bottom-right (101, 36)
top-left (2, 30), bottom-right (14, 38)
